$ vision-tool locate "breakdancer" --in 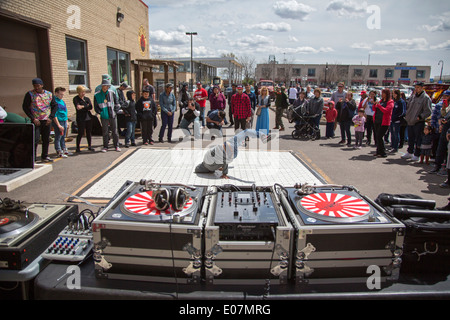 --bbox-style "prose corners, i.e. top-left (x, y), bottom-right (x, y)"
top-left (194, 129), bottom-right (271, 179)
